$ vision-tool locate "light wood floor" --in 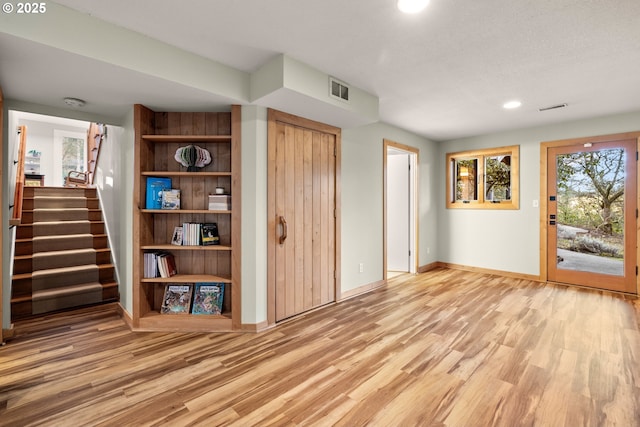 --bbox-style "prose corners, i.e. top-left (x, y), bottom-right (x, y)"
top-left (1, 268), bottom-right (639, 426)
